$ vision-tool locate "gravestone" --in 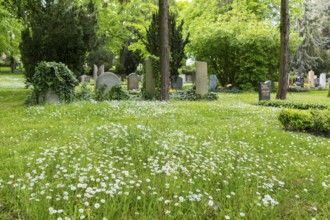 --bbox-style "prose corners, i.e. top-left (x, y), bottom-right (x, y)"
top-left (295, 76), bottom-right (304, 88)
top-left (192, 71), bottom-right (196, 83)
top-left (320, 73), bottom-right (326, 89)
top-left (145, 59), bottom-right (156, 96)
top-left (209, 74), bottom-right (218, 91)
top-left (180, 74), bottom-right (186, 83)
top-left (314, 76), bottom-right (319, 87)
top-left (171, 77), bottom-right (183, 90)
top-left (308, 70), bottom-right (315, 88)
top-left (98, 65), bottom-right (105, 76)
top-left (38, 90), bottom-right (60, 104)
top-left (196, 61), bottom-right (208, 96)
top-left (80, 75), bottom-right (91, 83)
top-left (258, 80), bottom-right (271, 101)
top-left (95, 72), bottom-right (121, 94)
top-left (93, 65), bottom-right (98, 90)
top-left (185, 75), bottom-right (193, 82)
top-left (127, 73), bottom-right (139, 90)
